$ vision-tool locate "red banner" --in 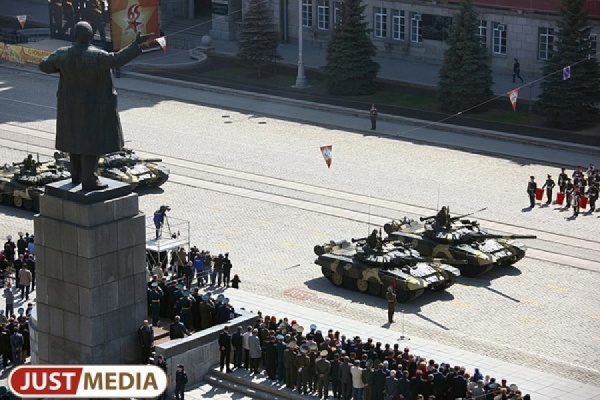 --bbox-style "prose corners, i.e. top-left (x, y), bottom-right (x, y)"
top-left (110, 0), bottom-right (159, 51)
